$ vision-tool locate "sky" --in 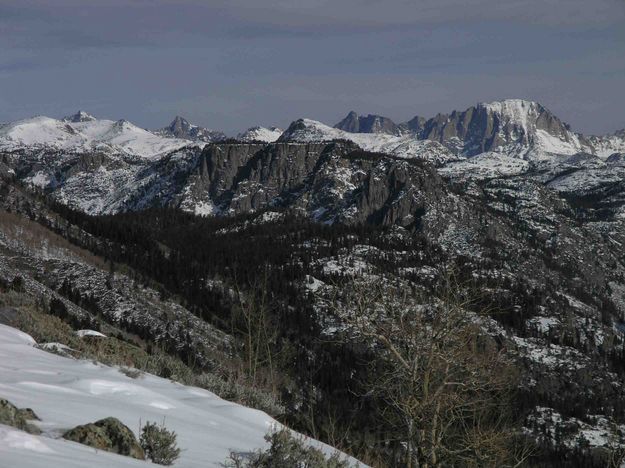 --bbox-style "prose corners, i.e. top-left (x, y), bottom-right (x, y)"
top-left (1, 0), bottom-right (624, 136)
